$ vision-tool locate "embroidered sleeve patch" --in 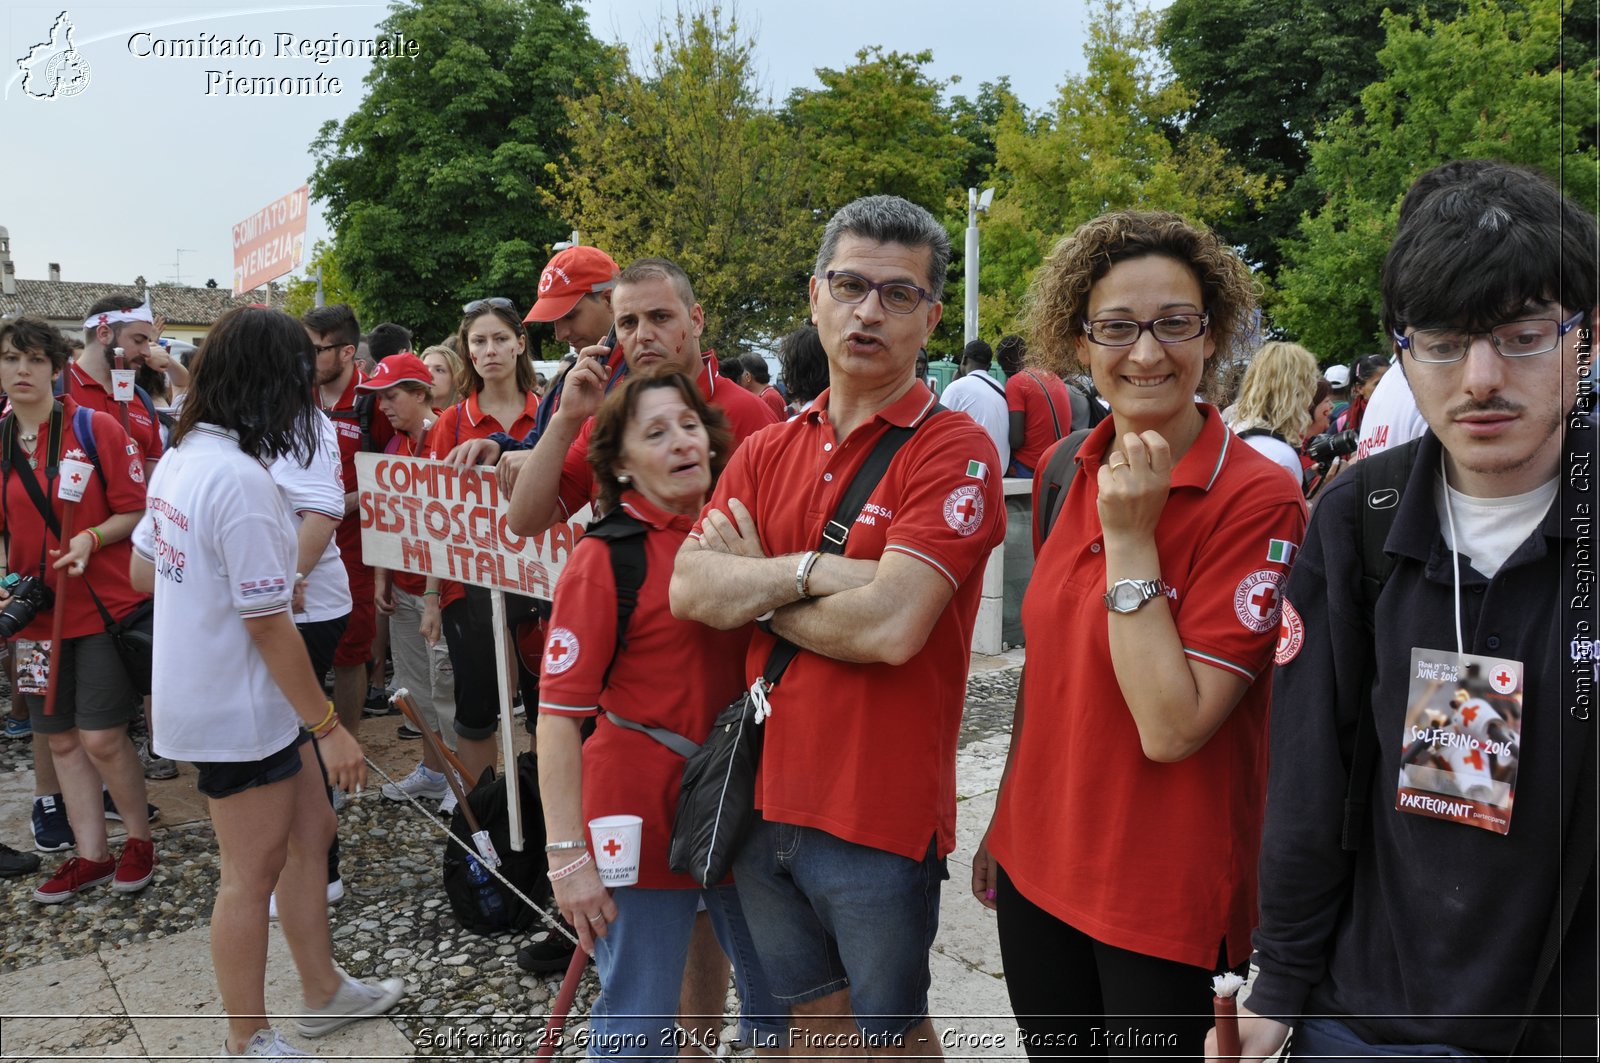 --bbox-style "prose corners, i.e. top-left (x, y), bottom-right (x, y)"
top-left (1234, 569), bottom-right (1285, 634)
top-left (544, 626), bottom-right (581, 675)
top-left (1275, 598), bottom-right (1304, 665)
top-left (943, 484), bottom-right (985, 536)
